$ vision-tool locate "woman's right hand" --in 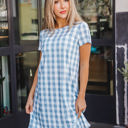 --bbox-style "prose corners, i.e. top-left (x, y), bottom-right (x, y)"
top-left (25, 96), bottom-right (33, 114)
